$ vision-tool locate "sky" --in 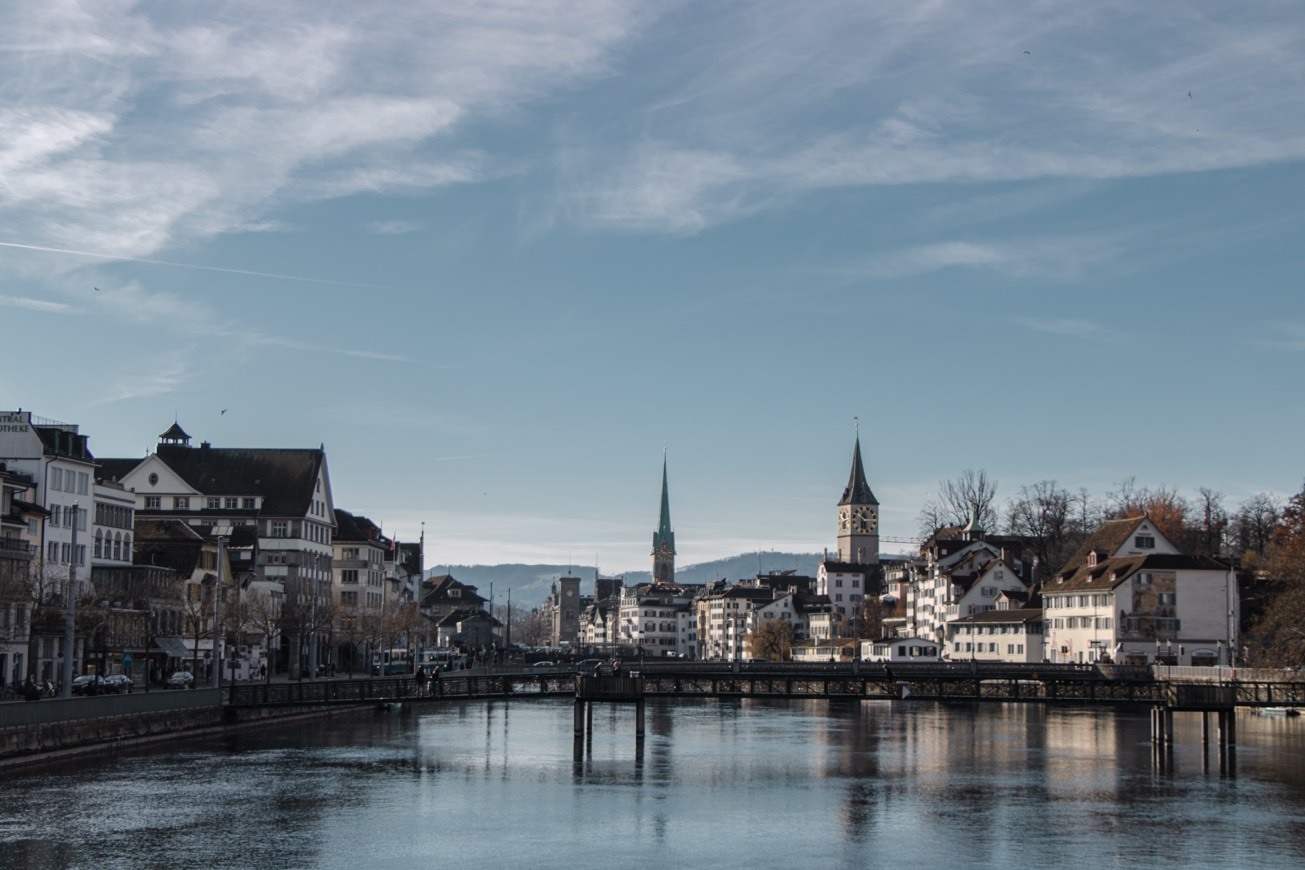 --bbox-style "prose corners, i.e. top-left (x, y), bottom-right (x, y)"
top-left (2, 1), bottom-right (1304, 575)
